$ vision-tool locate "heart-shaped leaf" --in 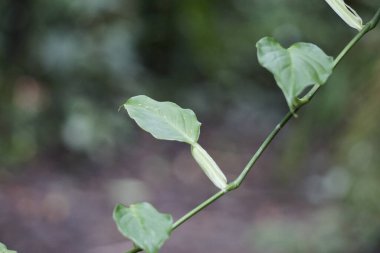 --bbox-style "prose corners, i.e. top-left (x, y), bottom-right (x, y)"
top-left (113, 202), bottom-right (173, 253)
top-left (125, 95), bottom-right (201, 144)
top-left (0, 243), bottom-right (17, 253)
top-left (256, 37), bottom-right (334, 110)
